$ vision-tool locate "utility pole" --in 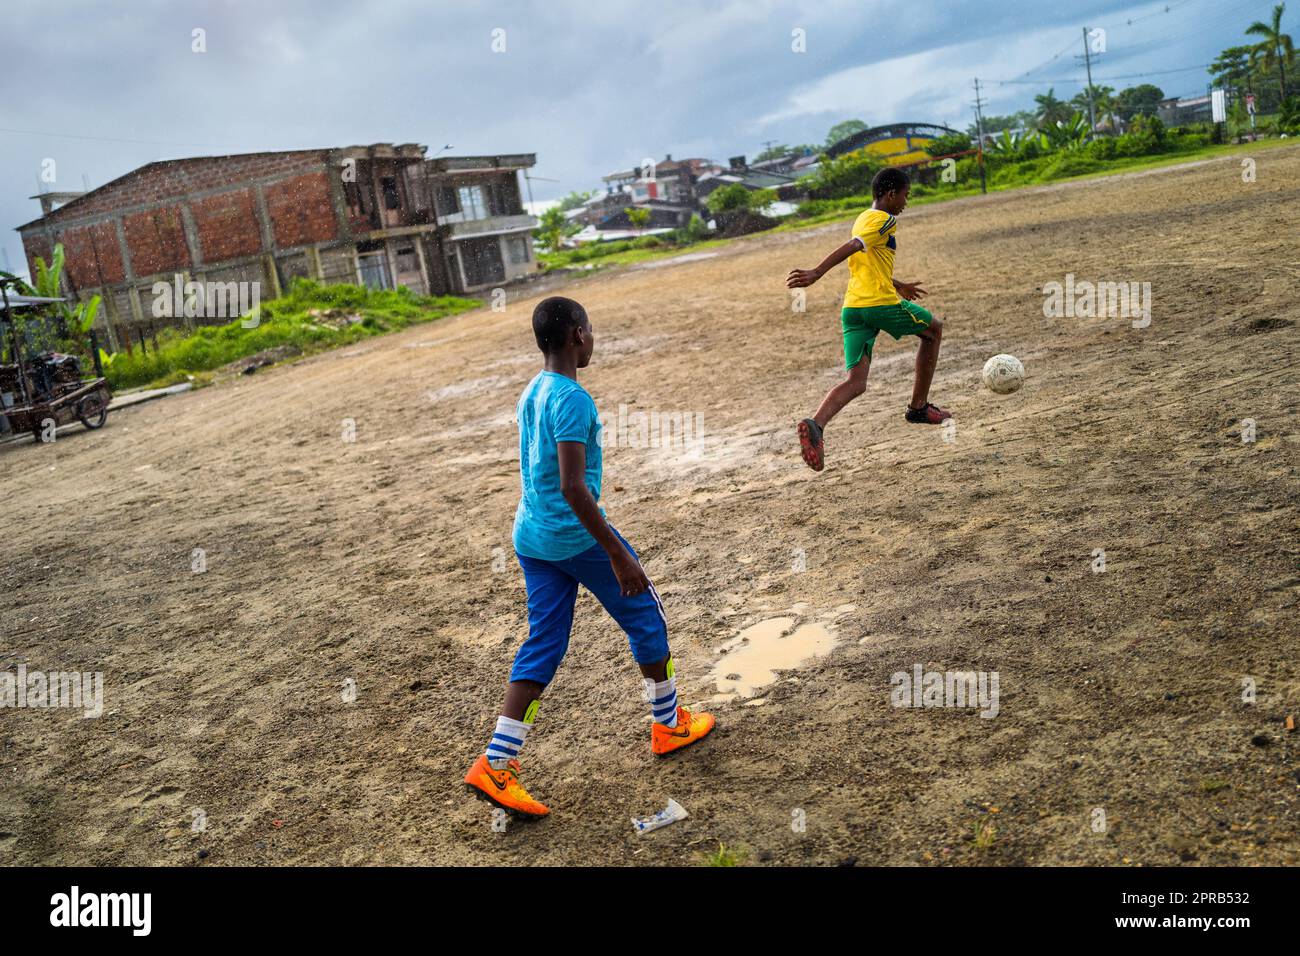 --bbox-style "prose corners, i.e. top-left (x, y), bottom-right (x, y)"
top-left (1080, 27), bottom-right (1097, 132)
top-left (973, 78), bottom-right (988, 195)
